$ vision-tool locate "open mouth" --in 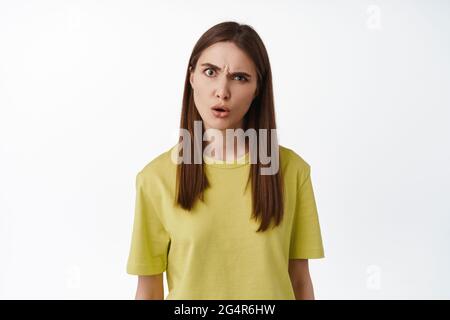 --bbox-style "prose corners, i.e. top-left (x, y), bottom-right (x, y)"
top-left (212, 106), bottom-right (230, 112)
top-left (211, 106), bottom-right (230, 118)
